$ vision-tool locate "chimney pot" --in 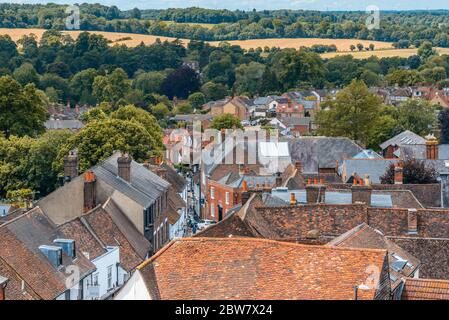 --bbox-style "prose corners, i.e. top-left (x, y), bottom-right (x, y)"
top-left (295, 160), bottom-right (302, 172)
top-left (290, 193), bottom-right (297, 205)
top-left (83, 171), bottom-right (96, 213)
top-left (394, 162), bottom-right (404, 185)
top-left (63, 151), bottom-right (79, 182)
top-left (408, 209), bottom-right (418, 234)
top-left (351, 182), bottom-right (372, 205)
top-left (306, 183), bottom-right (326, 204)
top-left (117, 153), bottom-right (132, 183)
